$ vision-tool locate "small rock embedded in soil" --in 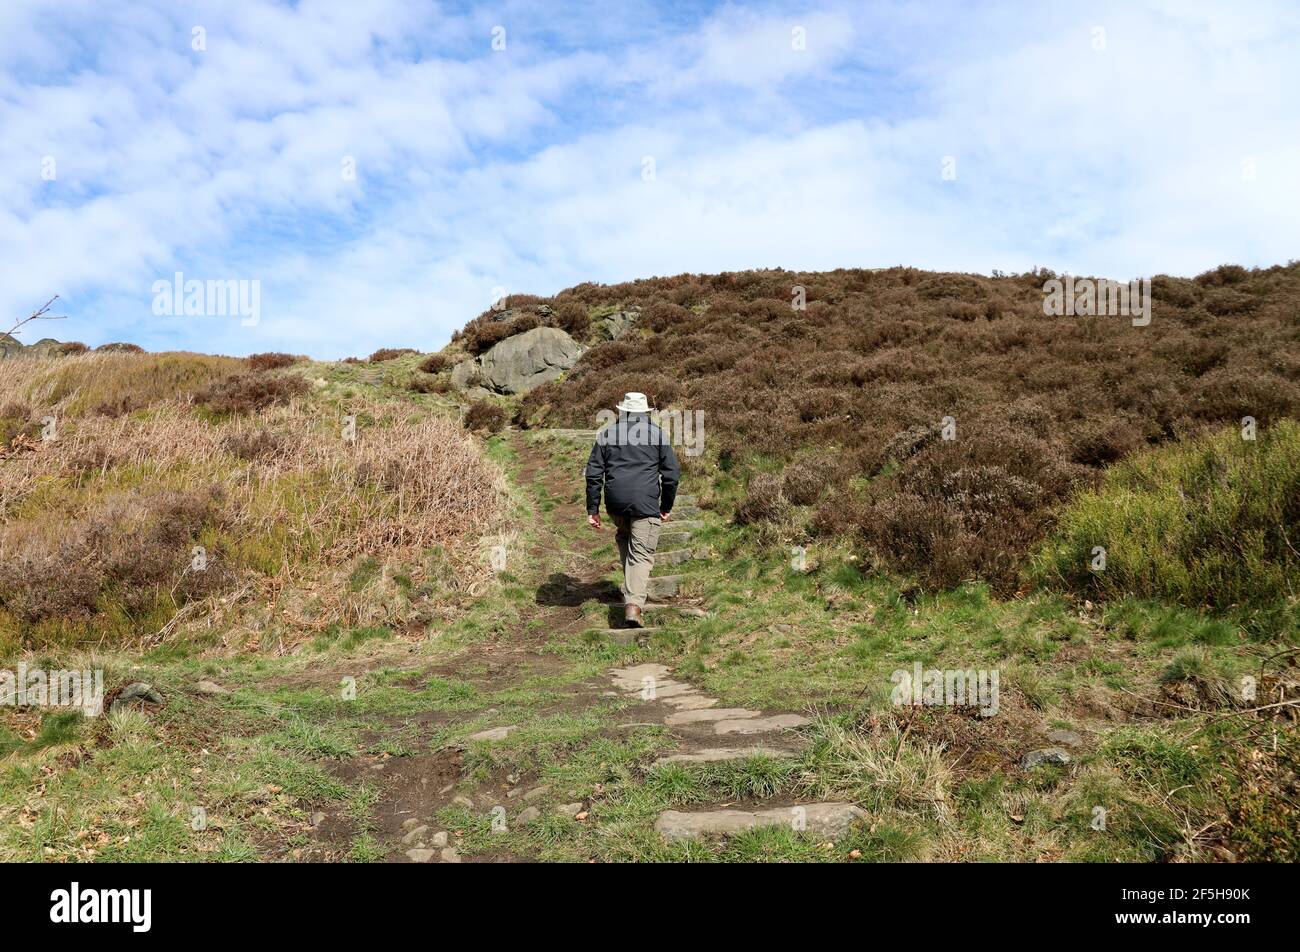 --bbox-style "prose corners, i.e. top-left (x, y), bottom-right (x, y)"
top-left (517, 806), bottom-right (541, 824)
top-left (402, 825), bottom-right (428, 845)
top-left (440, 847), bottom-right (461, 863)
top-left (431, 831), bottom-right (448, 848)
top-left (452, 795), bottom-right (475, 809)
top-left (196, 679), bottom-right (229, 695)
top-left (406, 849), bottom-right (435, 863)
top-left (556, 803), bottom-right (584, 818)
top-left (401, 818), bottom-right (420, 832)
top-left (524, 785), bottom-right (551, 801)
top-left (1046, 730), bottom-right (1083, 747)
top-left (1021, 747), bottom-right (1072, 769)
top-left (467, 725), bottom-right (517, 742)
top-left (111, 682), bottom-right (164, 713)
top-left (310, 812), bottom-right (326, 828)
